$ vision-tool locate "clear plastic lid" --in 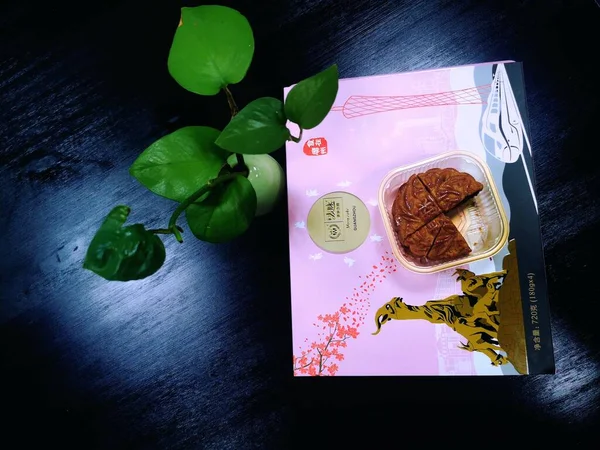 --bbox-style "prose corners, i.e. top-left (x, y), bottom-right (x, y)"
top-left (378, 151), bottom-right (509, 274)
